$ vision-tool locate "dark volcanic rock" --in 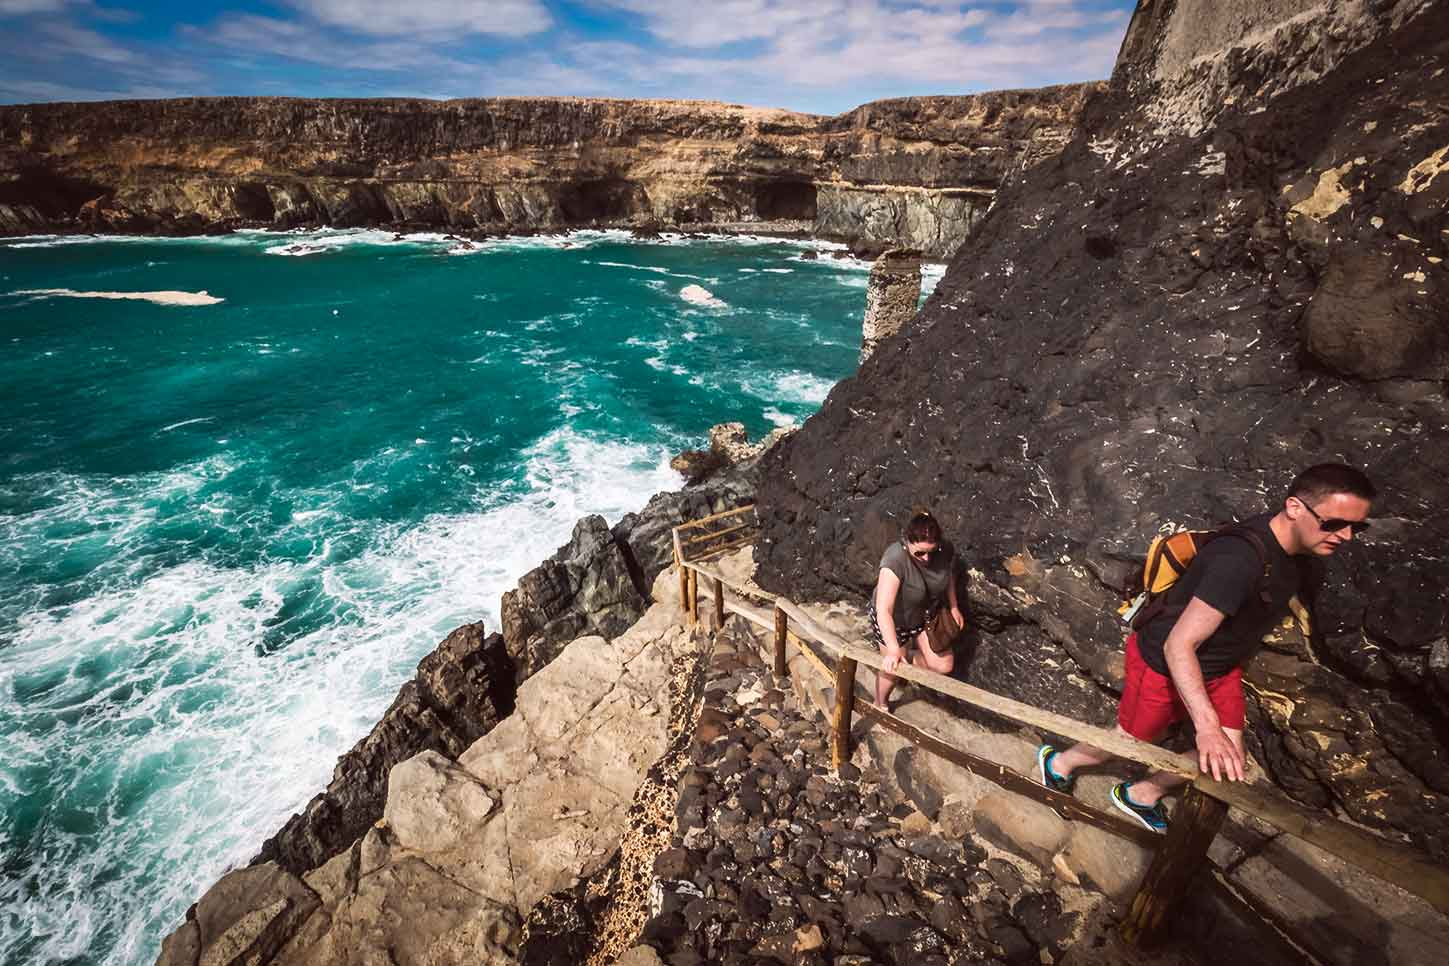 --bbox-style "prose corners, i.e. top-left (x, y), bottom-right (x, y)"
top-left (755, 1), bottom-right (1449, 861)
top-left (254, 622), bottom-right (514, 875)
top-left (502, 514), bottom-right (648, 681)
